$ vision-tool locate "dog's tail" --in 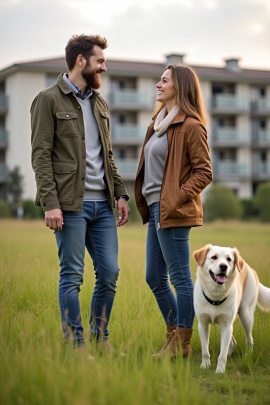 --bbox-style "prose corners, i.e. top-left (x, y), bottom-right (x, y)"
top-left (258, 283), bottom-right (270, 311)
